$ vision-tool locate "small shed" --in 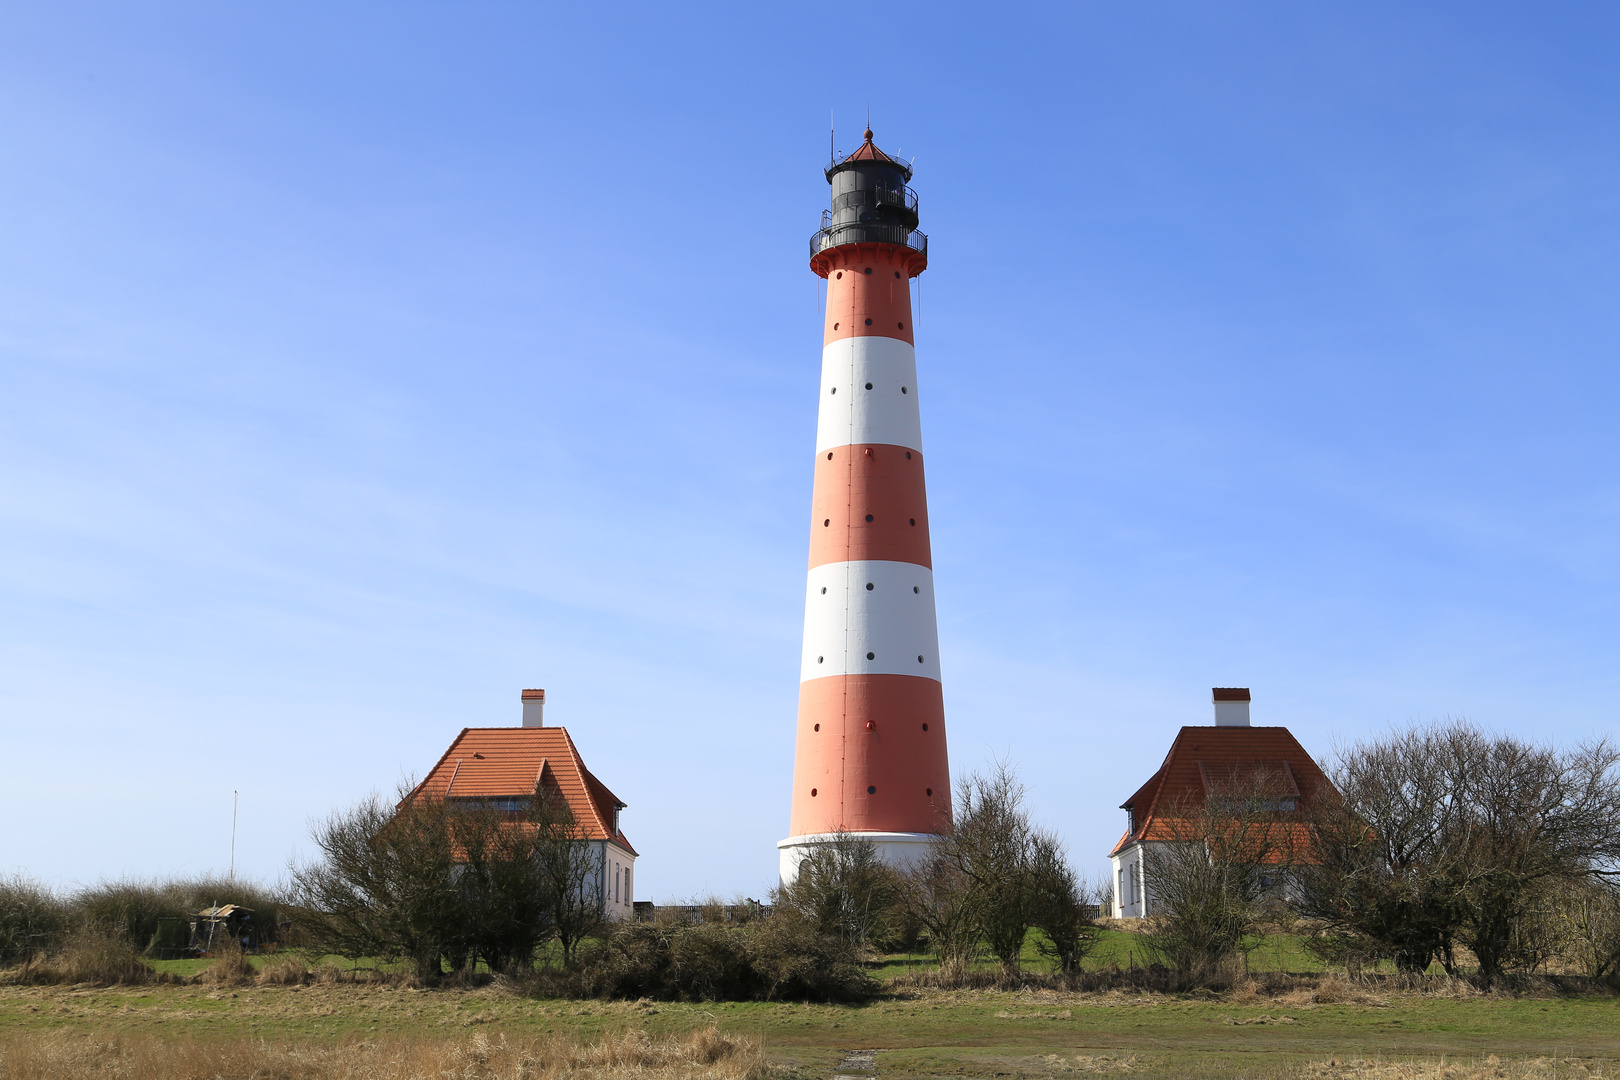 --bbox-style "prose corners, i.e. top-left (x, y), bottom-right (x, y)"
top-left (189, 904), bottom-right (258, 953)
